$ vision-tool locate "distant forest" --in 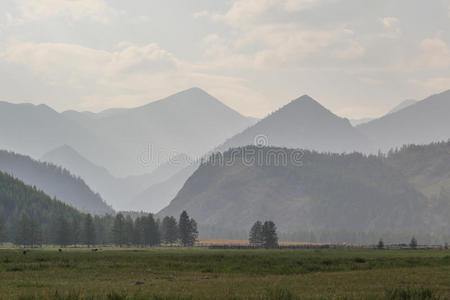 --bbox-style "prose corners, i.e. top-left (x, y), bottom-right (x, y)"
top-left (0, 171), bottom-right (197, 247)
